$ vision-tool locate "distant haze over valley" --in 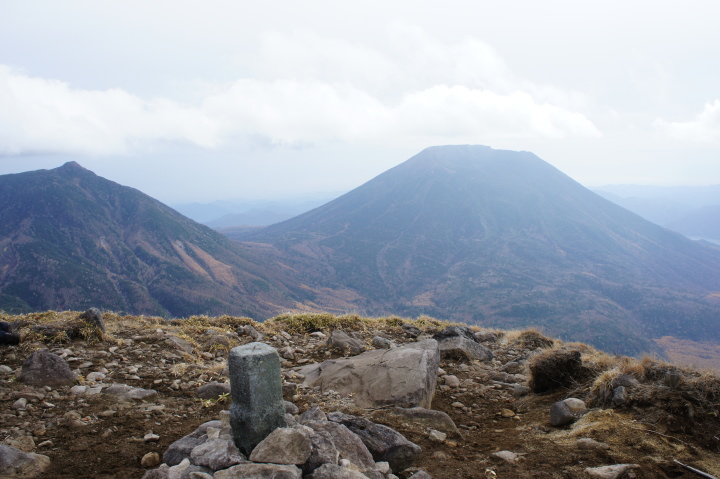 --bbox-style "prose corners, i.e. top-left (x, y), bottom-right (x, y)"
top-left (594, 185), bottom-right (720, 244)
